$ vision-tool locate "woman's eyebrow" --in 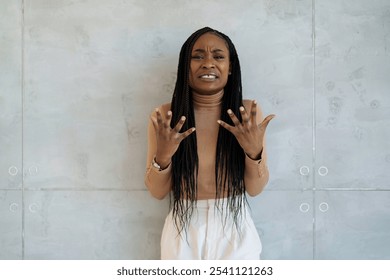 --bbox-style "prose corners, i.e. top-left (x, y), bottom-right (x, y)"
top-left (192, 48), bottom-right (225, 53)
